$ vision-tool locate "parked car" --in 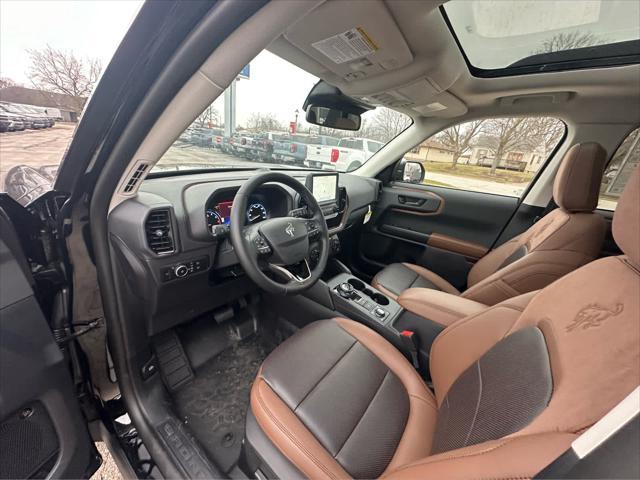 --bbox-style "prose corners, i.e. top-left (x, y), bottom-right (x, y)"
top-left (304, 136), bottom-right (383, 171)
top-left (0, 111), bottom-right (25, 132)
top-left (185, 126), bottom-right (223, 147)
top-left (273, 133), bottom-right (339, 166)
top-left (0, 103), bottom-right (48, 129)
top-left (251, 131), bottom-right (289, 161)
top-left (229, 132), bottom-right (256, 158)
